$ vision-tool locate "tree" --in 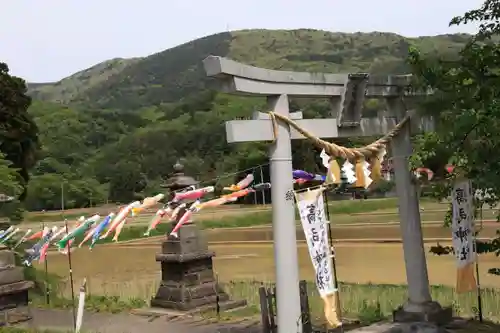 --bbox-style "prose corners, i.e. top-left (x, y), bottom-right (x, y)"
top-left (108, 161), bottom-right (148, 203)
top-left (18, 32), bottom-right (475, 213)
top-left (408, 0), bottom-right (500, 274)
top-left (0, 62), bottom-right (39, 200)
top-left (0, 153), bottom-right (24, 223)
top-left (24, 174), bottom-right (108, 211)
